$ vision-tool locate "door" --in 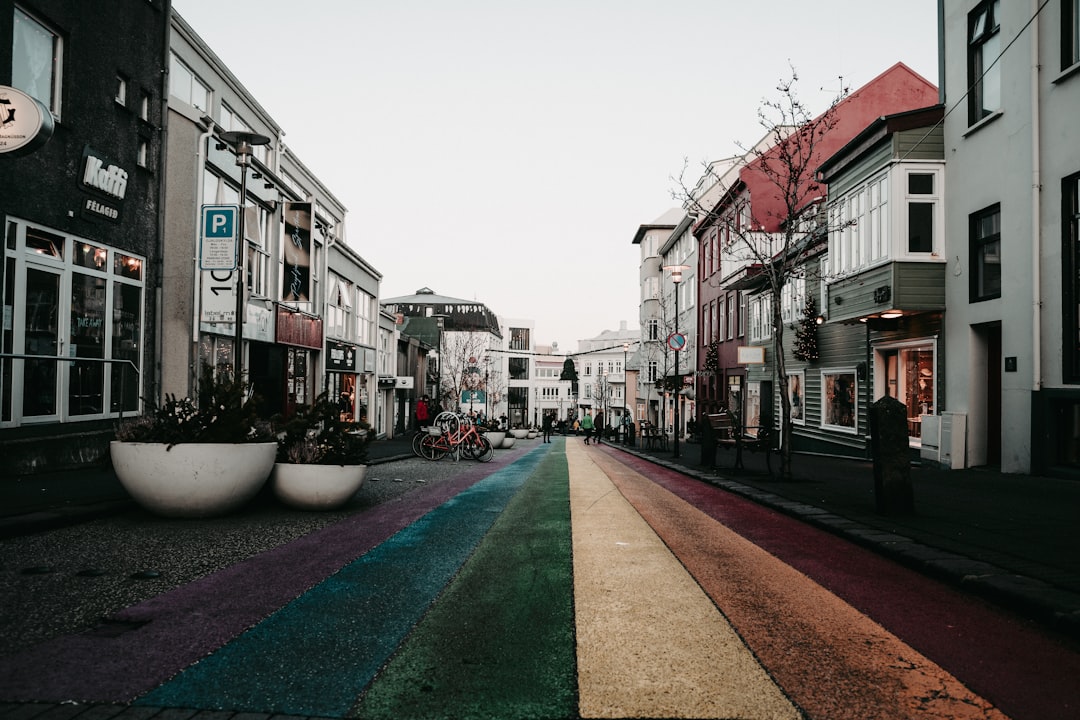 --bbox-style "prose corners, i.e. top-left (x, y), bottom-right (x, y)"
top-left (986, 325), bottom-right (1002, 465)
top-left (22, 265), bottom-right (63, 419)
